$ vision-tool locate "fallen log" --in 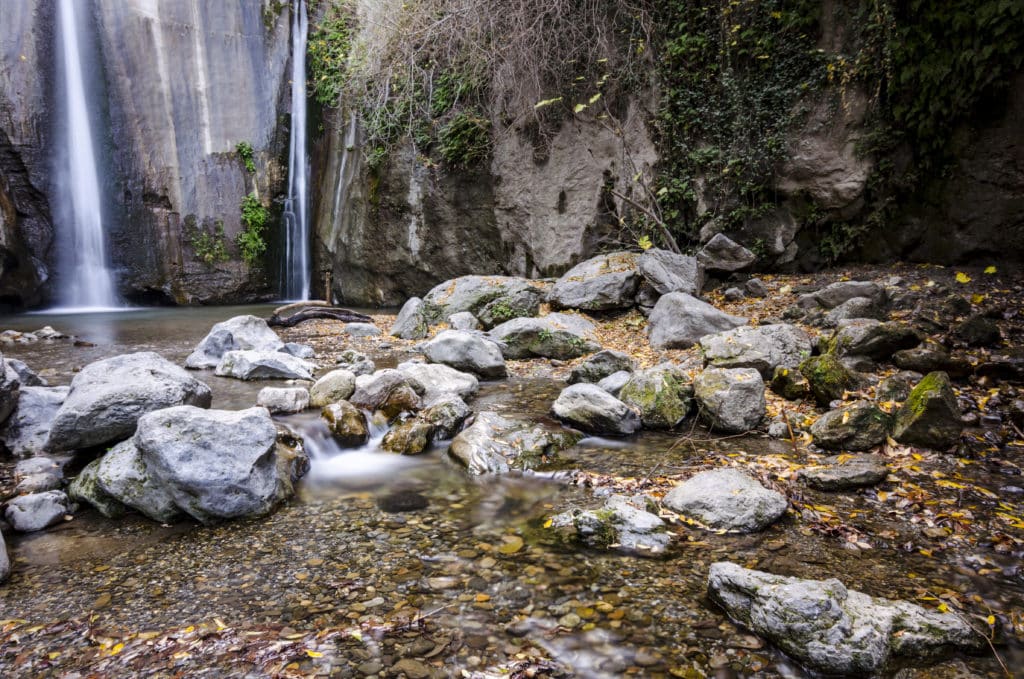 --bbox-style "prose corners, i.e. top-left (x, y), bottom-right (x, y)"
top-left (268, 302), bottom-right (373, 327)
